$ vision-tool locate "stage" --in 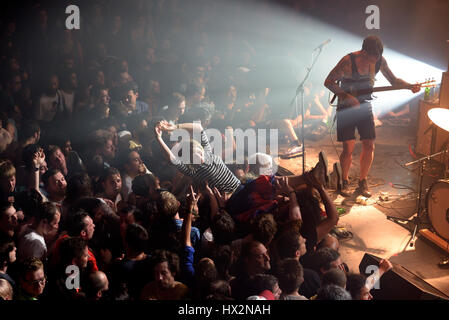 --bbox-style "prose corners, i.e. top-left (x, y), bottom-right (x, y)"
top-left (278, 115), bottom-right (449, 298)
